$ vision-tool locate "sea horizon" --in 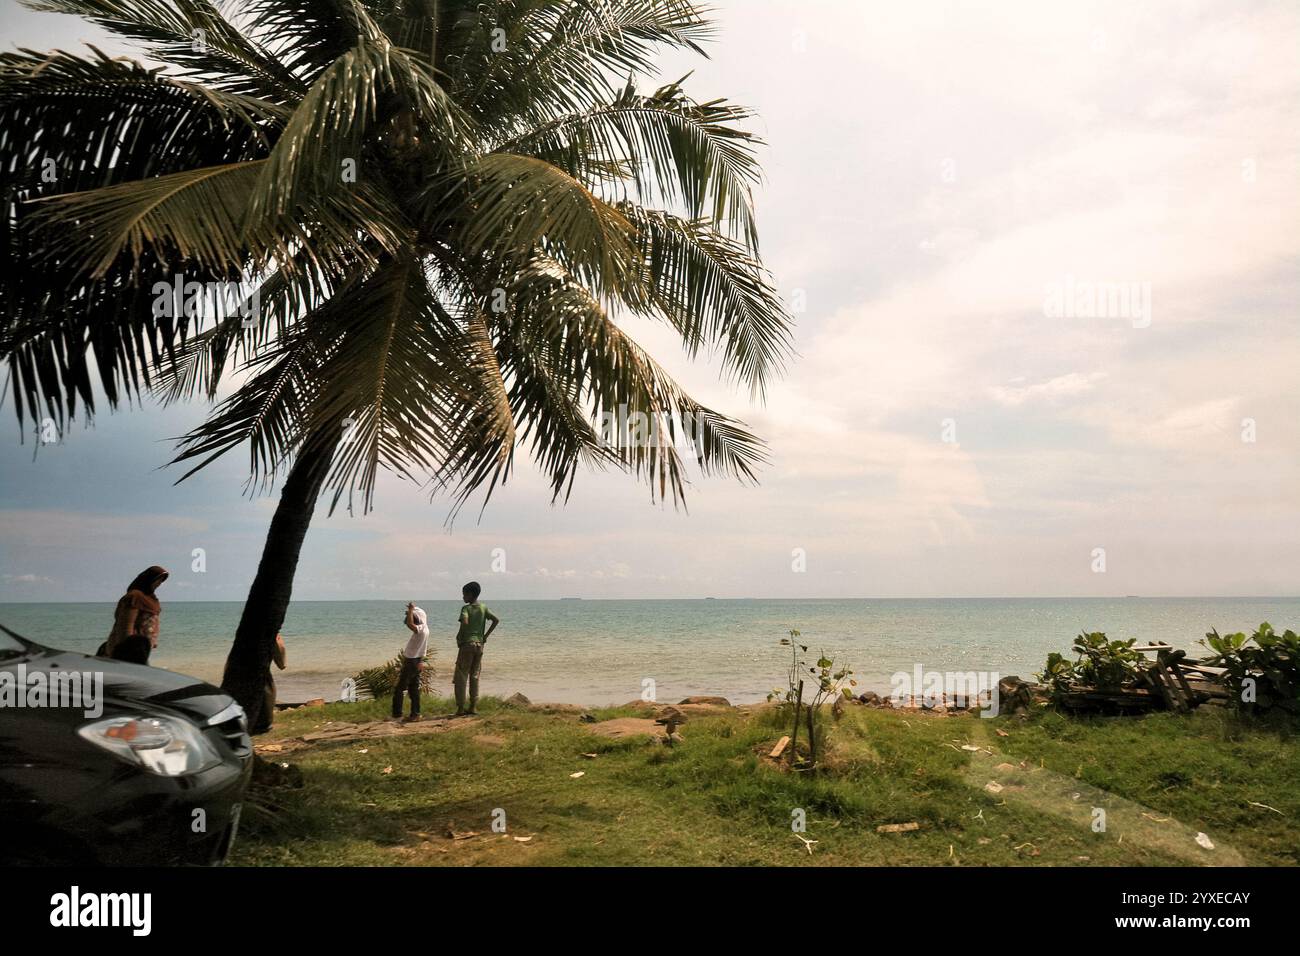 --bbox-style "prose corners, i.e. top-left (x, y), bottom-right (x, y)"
top-left (5, 595), bottom-right (1296, 707)
top-left (3, 593), bottom-right (1295, 604)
